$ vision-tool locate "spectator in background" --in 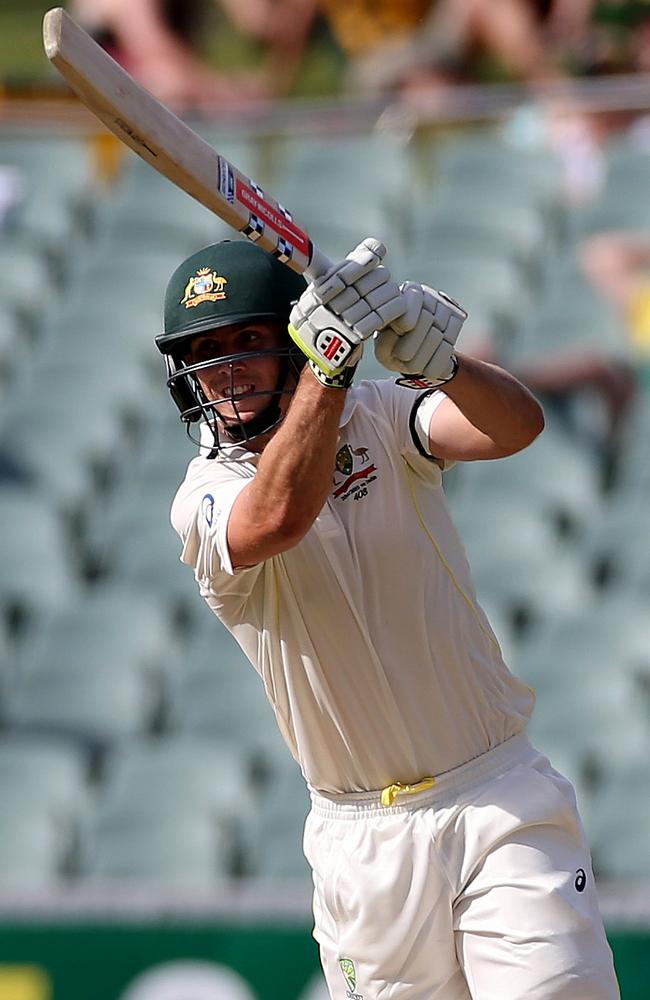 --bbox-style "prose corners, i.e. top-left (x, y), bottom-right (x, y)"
top-left (464, 324), bottom-right (637, 464)
top-left (540, 2), bottom-right (650, 202)
top-left (69, 0), bottom-right (316, 110)
top-left (69, 0), bottom-right (603, 109)
top-left (582, 230), bottom-right (650, 362)
top-left (320, 0), bottom-right (594, 96)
